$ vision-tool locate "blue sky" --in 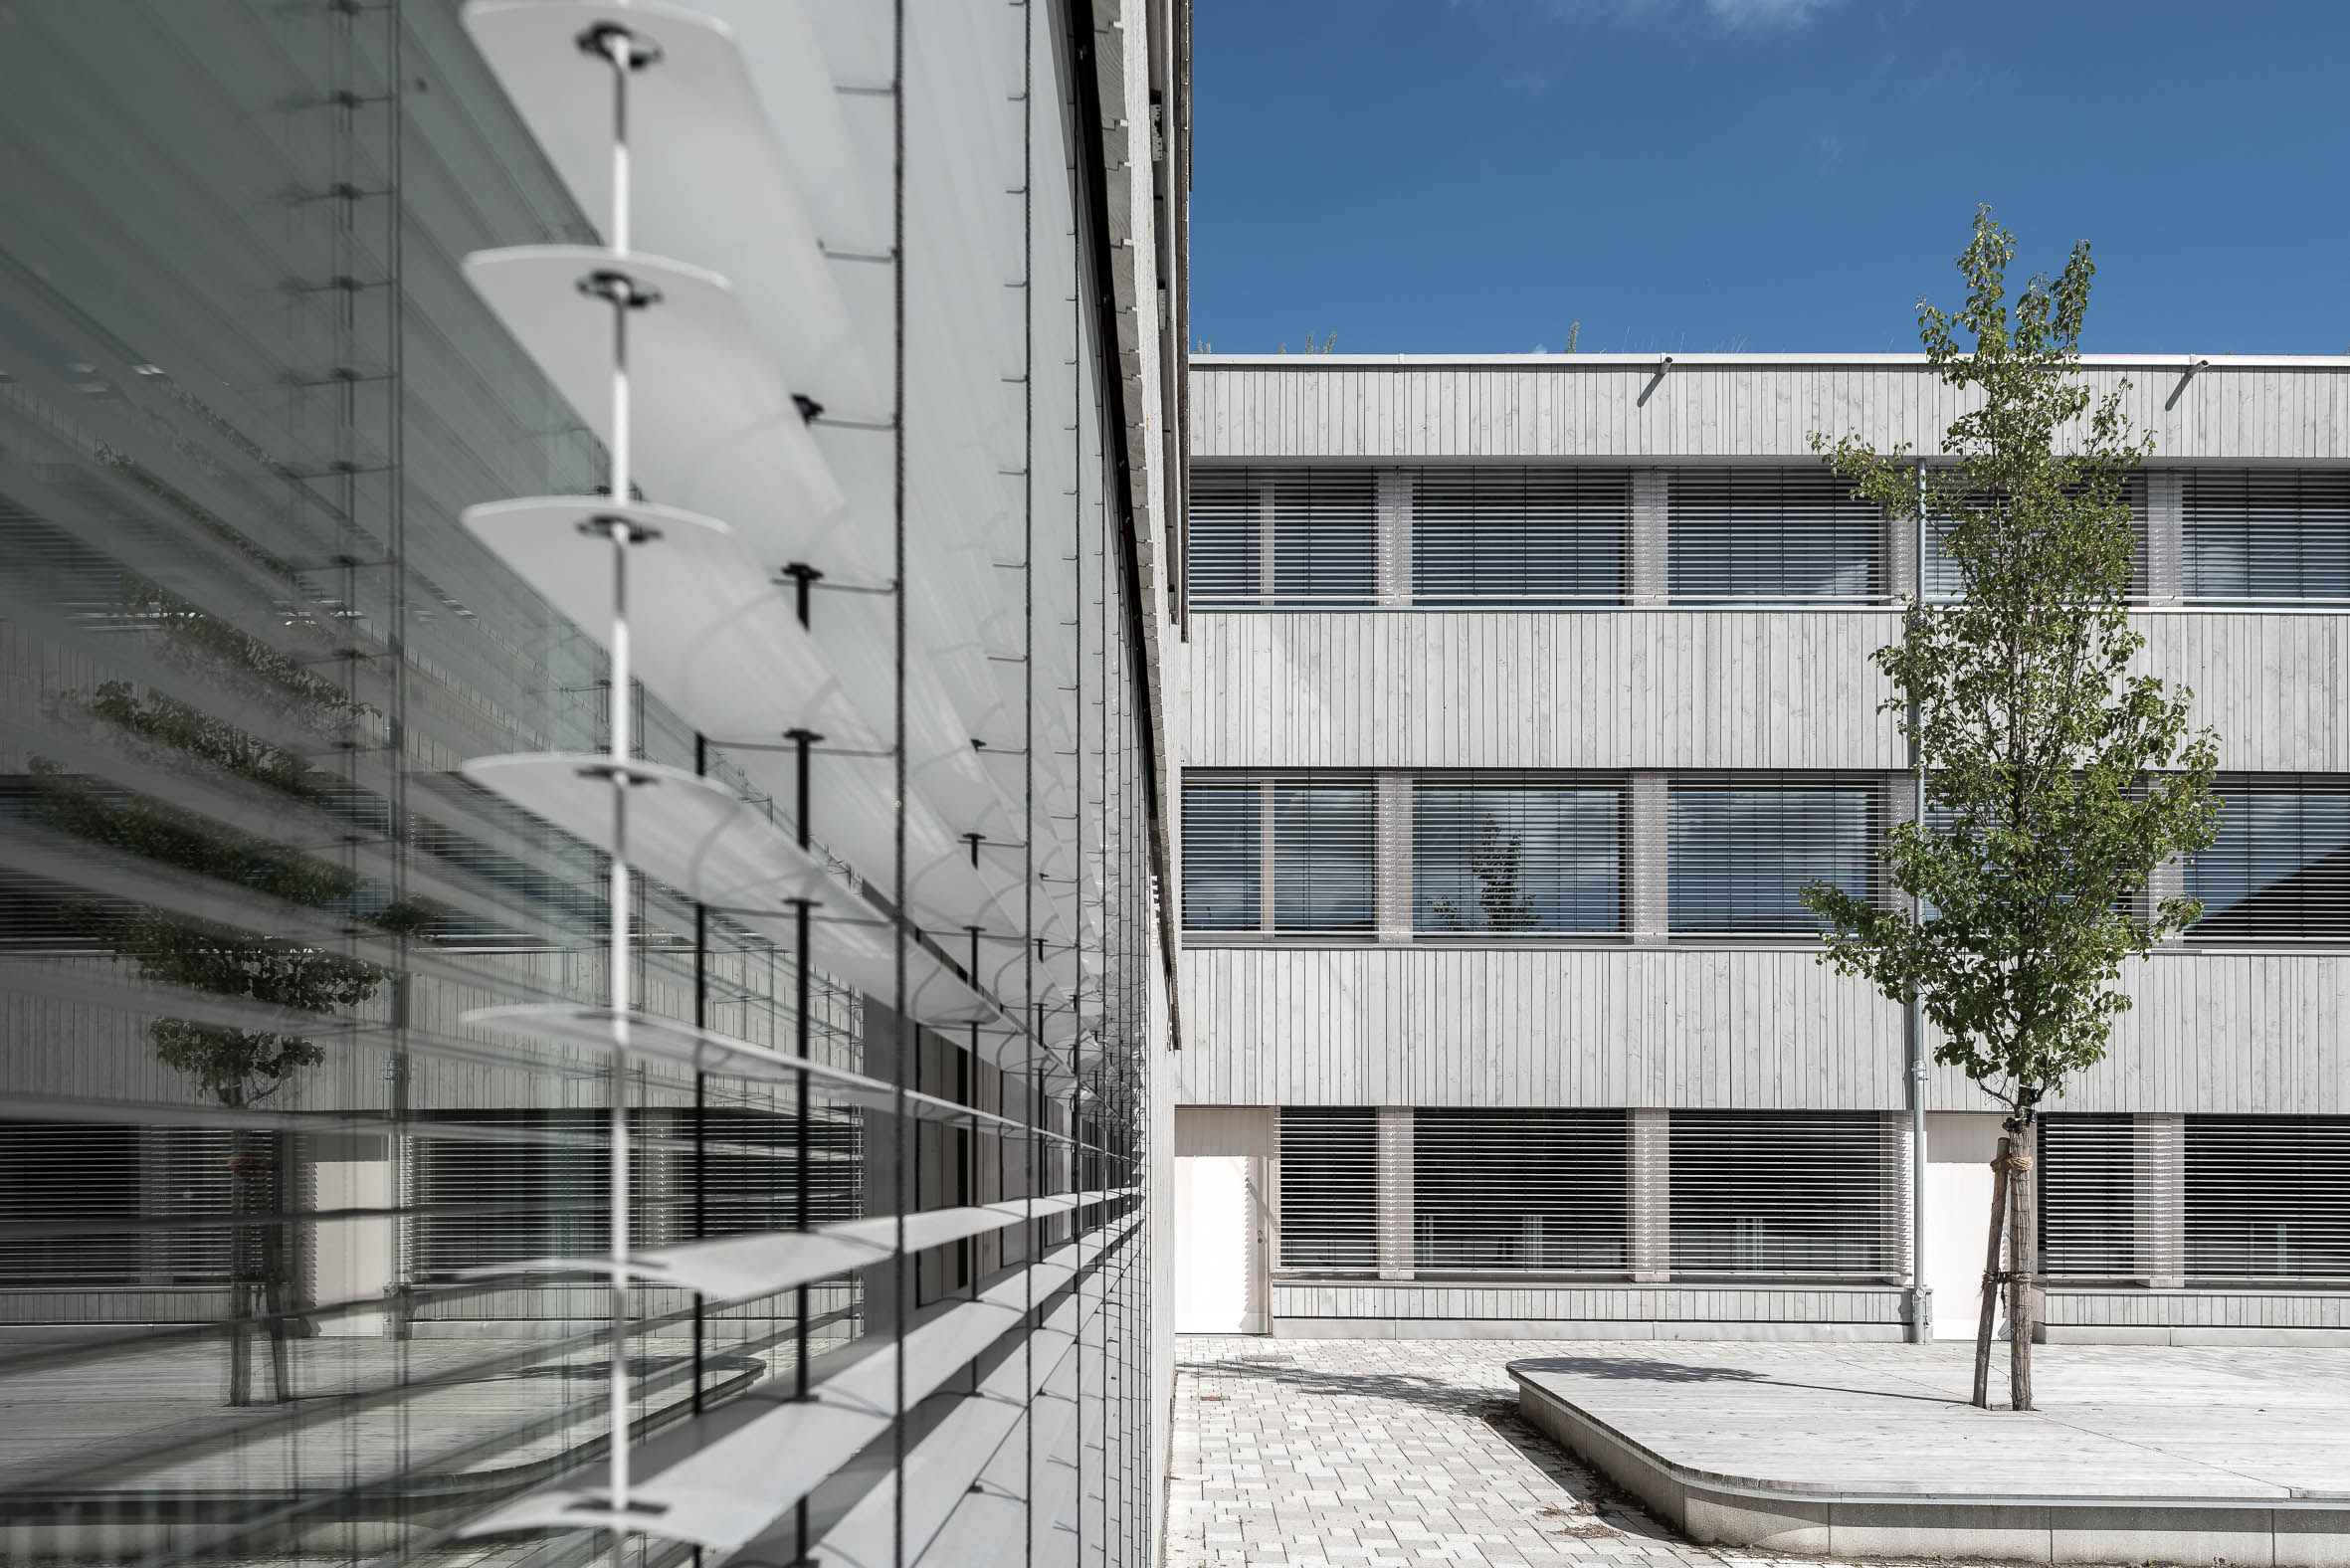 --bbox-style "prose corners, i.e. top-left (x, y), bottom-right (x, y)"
top-left (1189, 0), bottom-right (2350, 356)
